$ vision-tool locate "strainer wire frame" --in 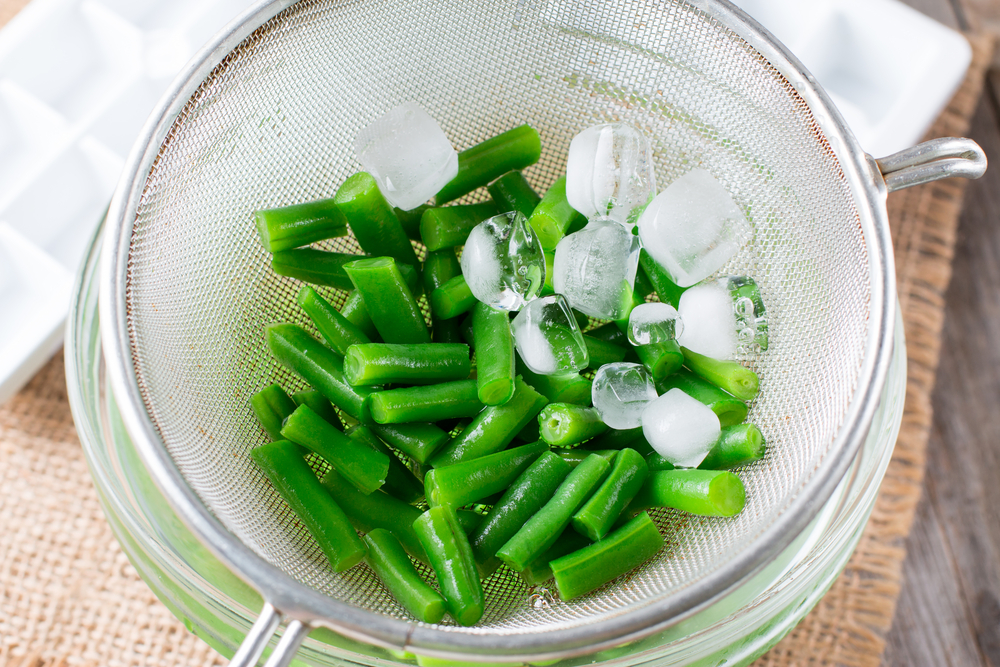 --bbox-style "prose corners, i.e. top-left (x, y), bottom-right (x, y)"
top-left (98, 0), bottom-right (896, 660)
